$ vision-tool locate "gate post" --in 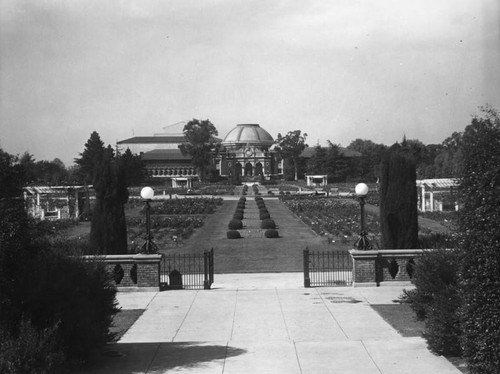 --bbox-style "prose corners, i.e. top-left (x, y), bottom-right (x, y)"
top-left (203, 250), bottom-right (210, 289)
top-left (209, 248), bottom-right (214, 285)
top-left (303, 249), bottom-right (311, 288)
